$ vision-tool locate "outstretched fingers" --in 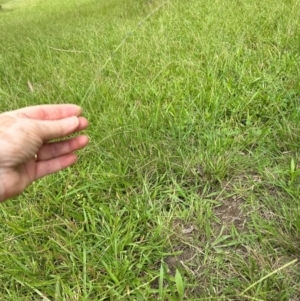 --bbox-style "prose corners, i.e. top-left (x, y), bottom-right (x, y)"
top-left (36, 116), bottom-right (88, 142)
top-left (37, 135), bottom-right (89, 161)
top-left (34, 154), bottom-right (79, 179)
top-left (14, 104), bottom-right (83, 120)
